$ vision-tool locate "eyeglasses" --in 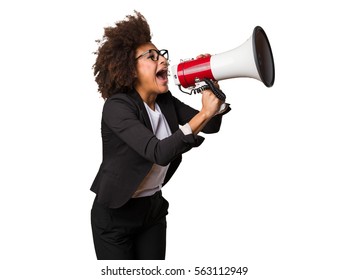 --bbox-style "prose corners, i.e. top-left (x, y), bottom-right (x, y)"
top-left (135, 49), bottom-right (169, 61)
